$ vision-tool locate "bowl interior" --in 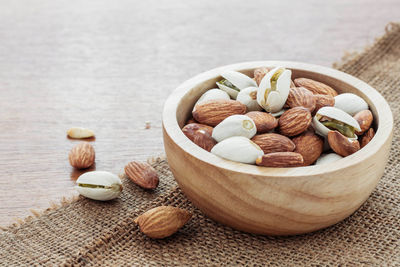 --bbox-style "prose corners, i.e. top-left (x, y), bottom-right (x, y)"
top-left (164, 61), bottom-right (392, 177)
